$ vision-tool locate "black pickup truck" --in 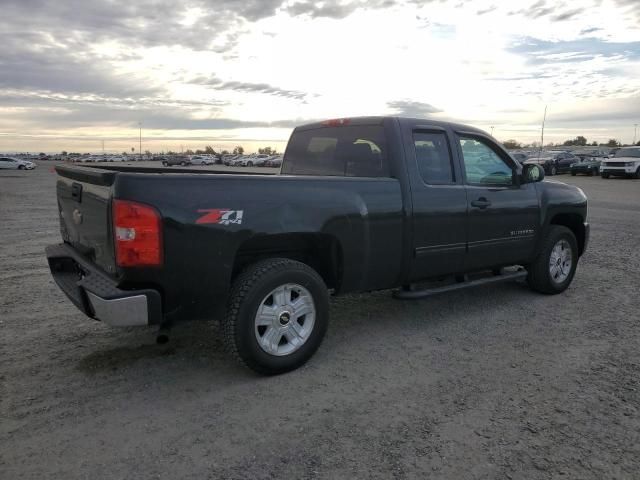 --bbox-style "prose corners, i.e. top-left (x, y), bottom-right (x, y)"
top-left (46, 117), bottom-right (589, 374)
